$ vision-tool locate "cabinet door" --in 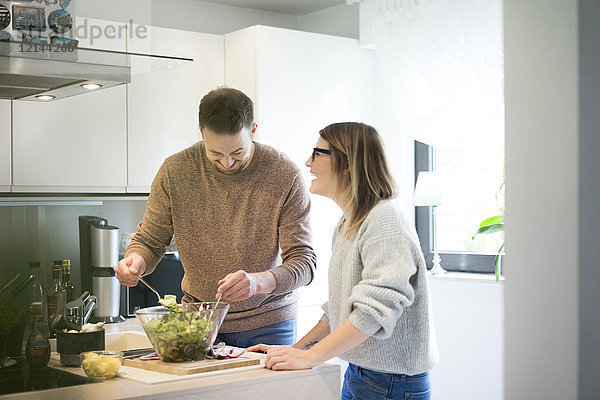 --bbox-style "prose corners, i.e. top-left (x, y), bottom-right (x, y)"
top-left (226, 26), bottom-right (374, 167)
top-left (12, 86), bottom-right (127, 192)
top-left (127, 26), bottom-right (224, 192)
top-left (0, 100), bottom-right (10, 191)
top-left (262, 26), bottom-right (374, 165)
top-left (11, 18), bottom-right (128, 193)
